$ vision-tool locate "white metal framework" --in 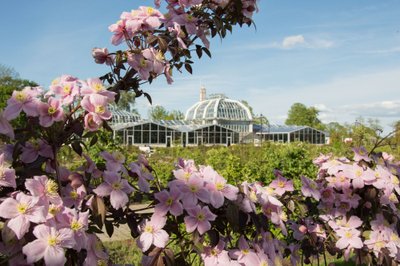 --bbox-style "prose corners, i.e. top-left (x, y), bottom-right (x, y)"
top-left (185, 94), bottom-right (253, 133)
